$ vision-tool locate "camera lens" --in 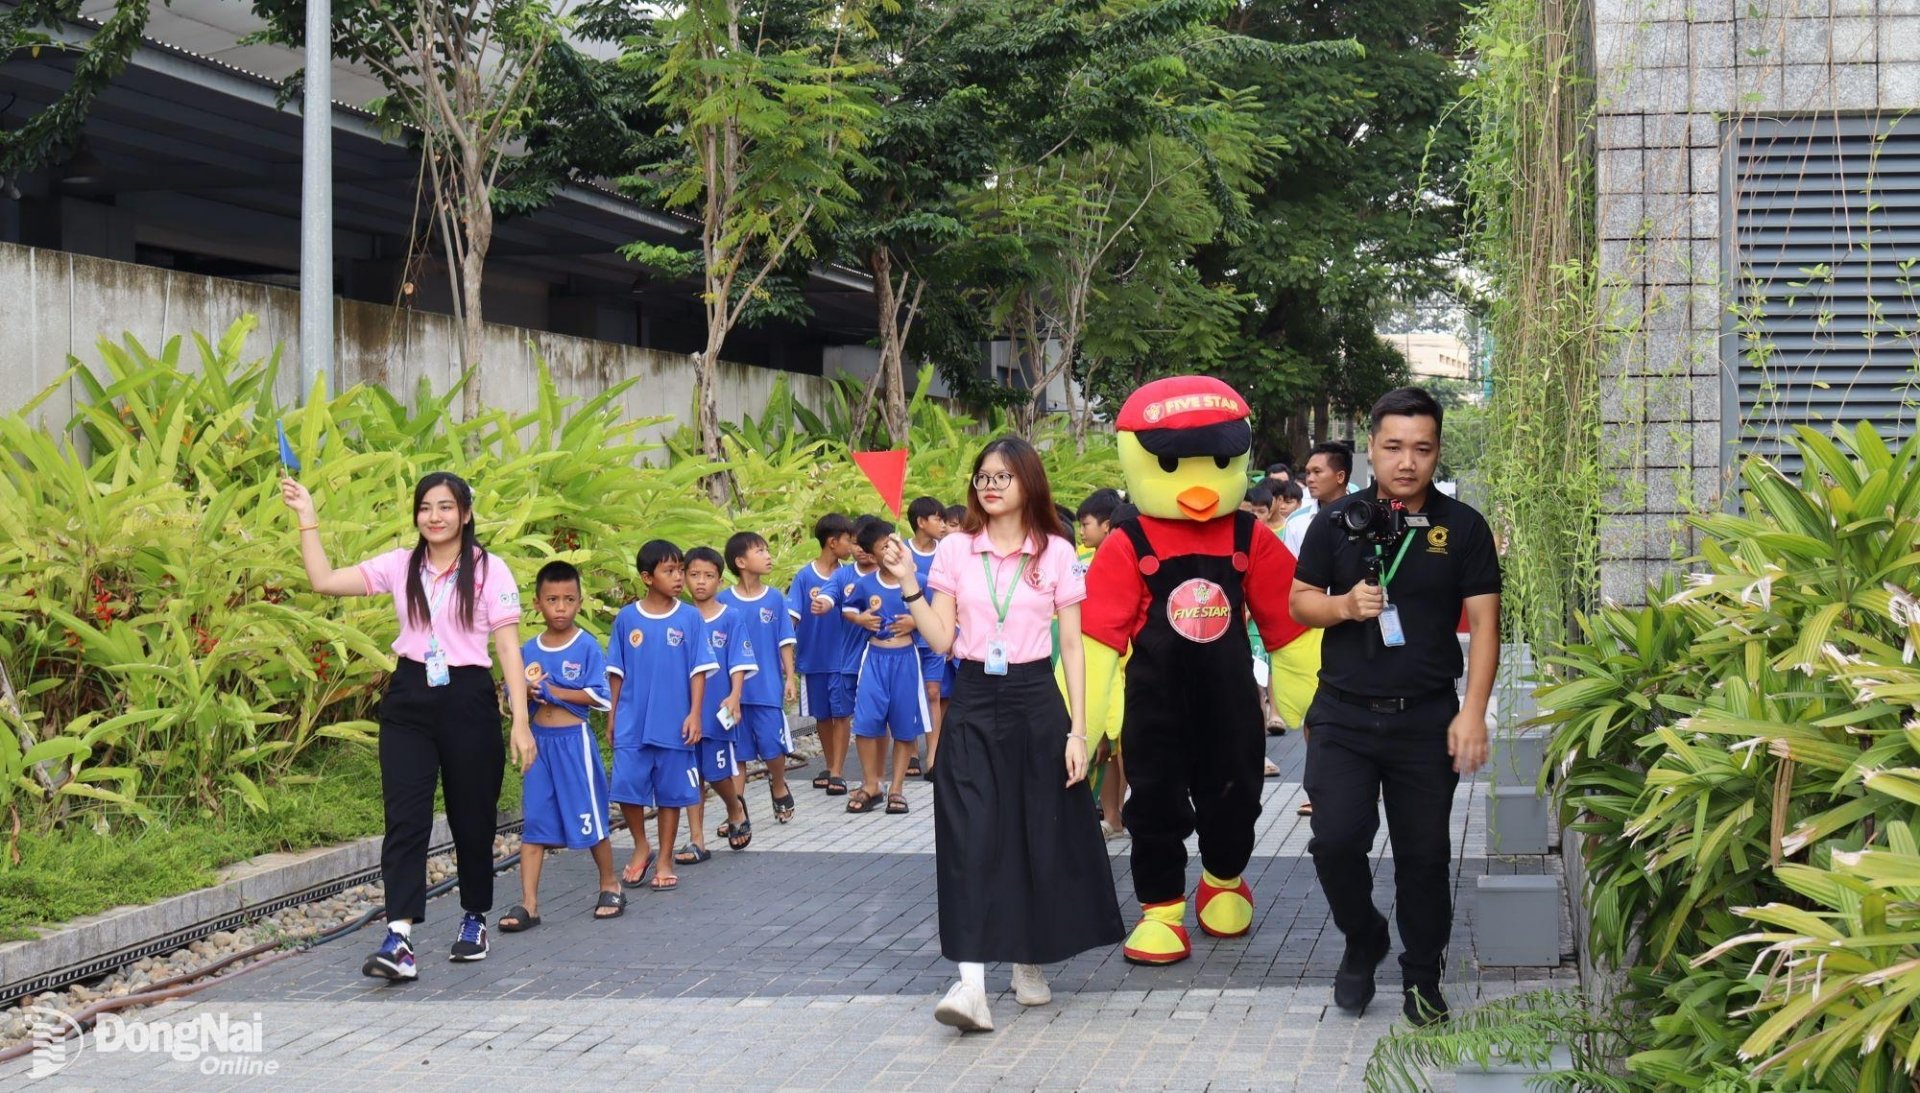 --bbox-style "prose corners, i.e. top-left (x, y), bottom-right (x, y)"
top-left (1338, 500), bottom-right (1375, 534)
